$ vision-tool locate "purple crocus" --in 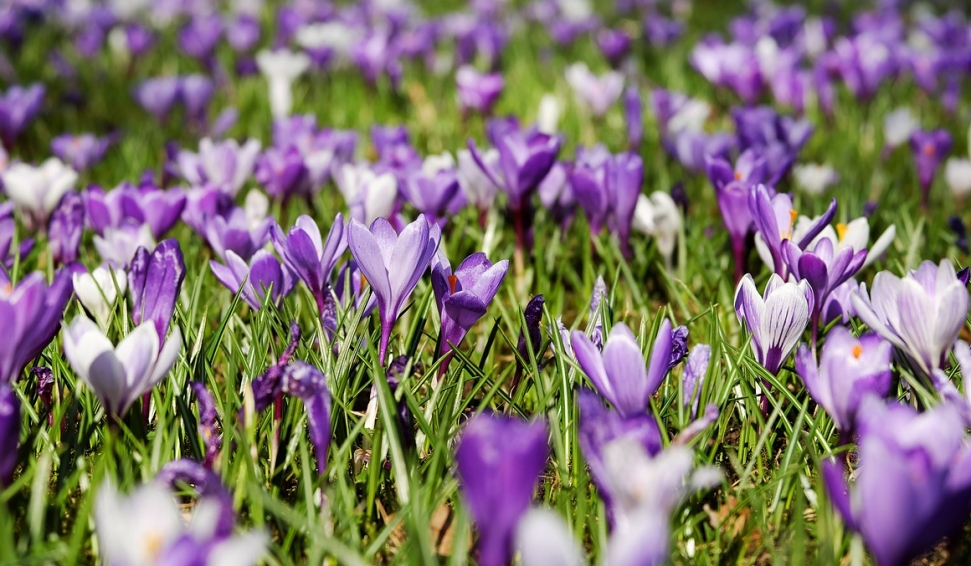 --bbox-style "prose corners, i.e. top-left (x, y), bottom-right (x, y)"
top-left (749, 184), bottom-right (835, 277)
top-left (347, 214), bottom-right (440, 364)
top-left (609, 152), bottom-right (643, 256)
top-left (0, 269), bottom-right (74, 383)
top-left (272, 214), bottom-right (347, 325)
top-left (0, 383), bottom-right (19, 486)
top-left (47, 191), bottom-right (84, 267)
top-left (133, 76), bottom-right (181, 122)
top-left (571, 320), bottom-right (674, 418)
top-left (909, 129), bottom-right (952, 207)
top-left (795, 327), bottom-right (891, 435)
top-left (467, 126), bottom-right (561, 213)
top-left (179, 74), bottom-right (215, 124)
top-left (596, 28), bottom-right (631, 67)
top-left (565, 63), bottom-right (624, 117)
top-left (177, 14), bottom-right (222, 62)
top-left (177, 137), bottom-right (262, 197)
top-left (732, 106), bottom-right (813, 183)
top-left (430, 251), bottom-right (509, 374)
top-left (128, 239), bottom-right (186, 342)
top-left (682, 344), bottom-right (711, 420)
top-left (210, 250), bottom-right (294, 311)
top-left (570, 145), bottom-right (612, 234)
top-left (400, 167), bottom-right (461, 226)
top-left (456, 66), bottom-right (504, 116)
top-left (783, 237), bottom-right (866, 338)
top-left (116, 184), bottom-right (187, 239)
top-left (205, 206), bottom-right (274, 262)
top-left (851, 259), bottom-right (969, 376)
top-left (734, 273), bottom-right (813, 375)
top-left (624, 86), bottom-right (642, 150)
top-left (50, 133), bottom-right (112, 171)
top-left (191, 381), bottom-right (221, 468)
top-left (180, 186), bottom-right (234, 236)
top-left (823, 399), bottom-right (971, 566)
top-left (0, 83), bottom-right (44, 149)
top-left (455, 413), bottom-right (549, 566)
top-left (94, 222), bottom-right (155, 269)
